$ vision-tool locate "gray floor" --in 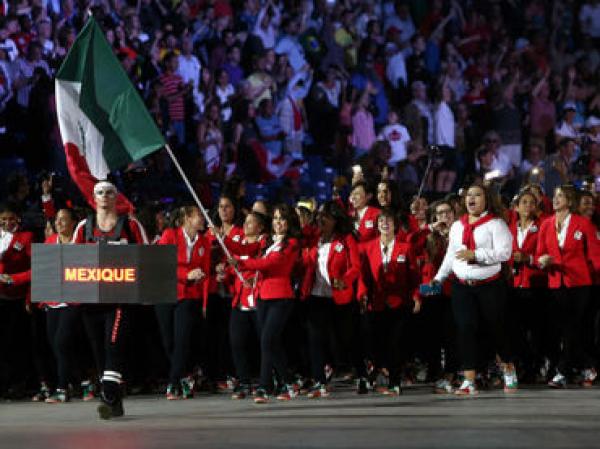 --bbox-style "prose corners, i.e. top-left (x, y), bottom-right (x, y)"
top-left (1, 386), bottom-right (600, 449)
